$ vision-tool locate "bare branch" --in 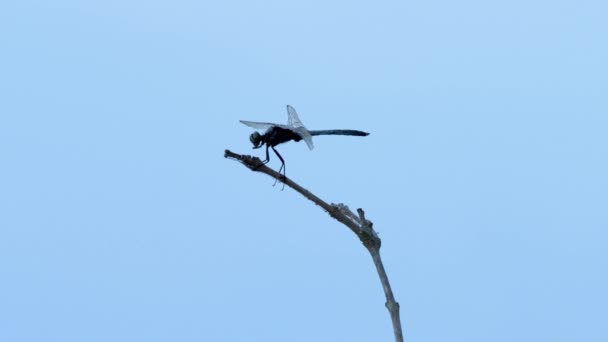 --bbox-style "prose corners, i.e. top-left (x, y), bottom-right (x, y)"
top-left (224, 149), bottom-right (404, 342)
